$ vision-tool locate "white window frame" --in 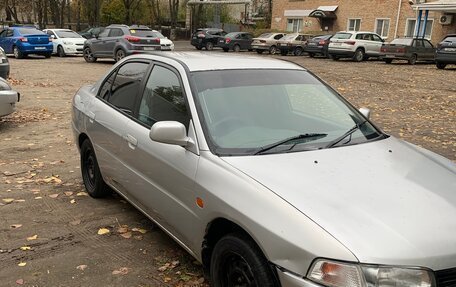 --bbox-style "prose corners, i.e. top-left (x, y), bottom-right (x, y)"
top-left (287, 18), bottom-right (303, 32)
top-left (347, 18), bottom-right (361, 32)
top-left (375, 18), bottom-right (390, 38)
top-left (404, 18), bottom-right (434, 39)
